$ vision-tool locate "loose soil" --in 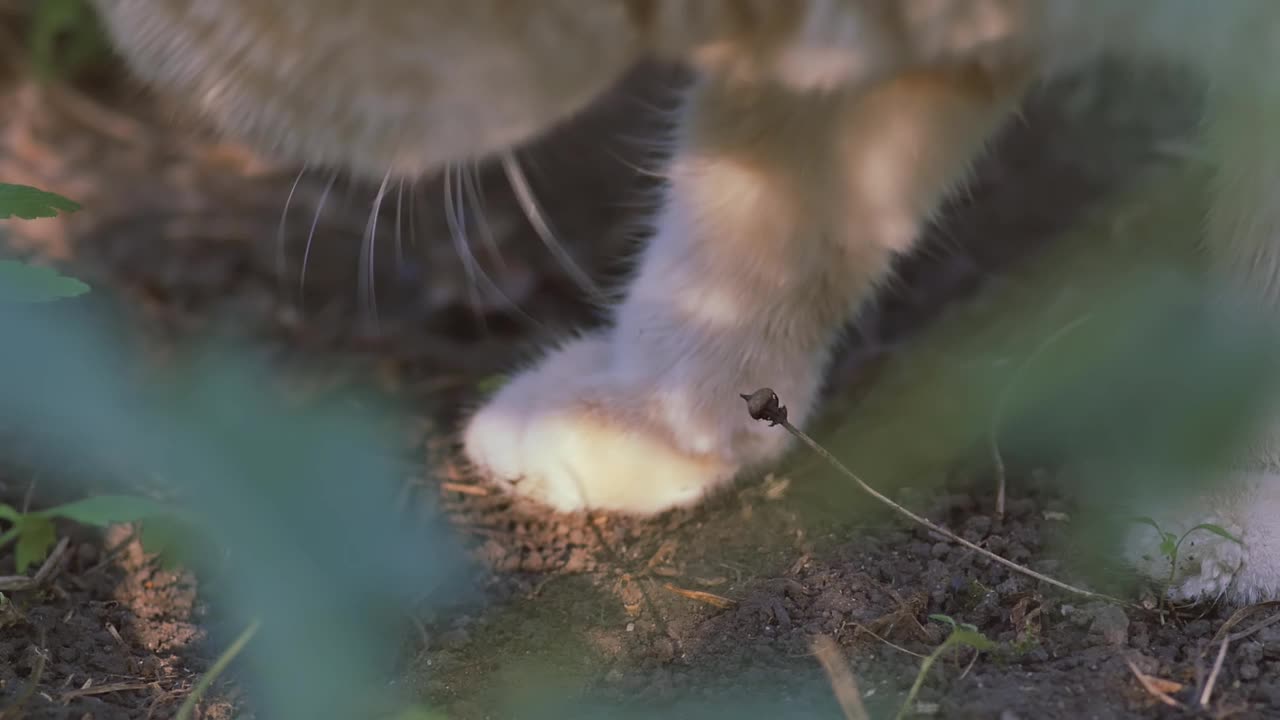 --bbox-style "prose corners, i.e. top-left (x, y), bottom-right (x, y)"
top-left (1, 17), bottom-right (1278, 720)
